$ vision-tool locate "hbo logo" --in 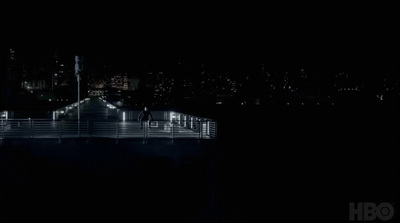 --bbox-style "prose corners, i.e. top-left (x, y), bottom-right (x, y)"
top-left (349, 202), bottom-right (394, 221)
